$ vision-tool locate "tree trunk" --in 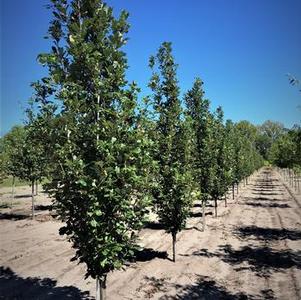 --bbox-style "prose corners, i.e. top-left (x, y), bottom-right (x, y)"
top-left (35, 180), bottom-right (38, 196)
top-left (232, 183), bottom-right (235, 200)
top-left (11, 176), bottom-right (15, 209)
top-left (96, 94), bottom-right (100, 142)
top-left (96, 275), bottom-right (106, 300)
top-left (224, 194), bottom-right (227, 207)
top-left (214, 198), bottom-right (217, 217)
top-left (31, 180), bottom-right (35, 219)
top-left (172, 232), bottom-right (176, 262)
top-left (202, 200), bottom-right (206, 231)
